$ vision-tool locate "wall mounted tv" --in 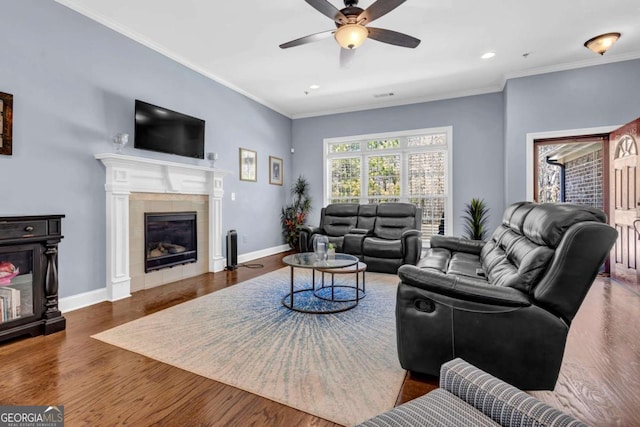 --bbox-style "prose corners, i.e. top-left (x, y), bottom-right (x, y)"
top-left (134, 99), bottom-right (205, 159)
